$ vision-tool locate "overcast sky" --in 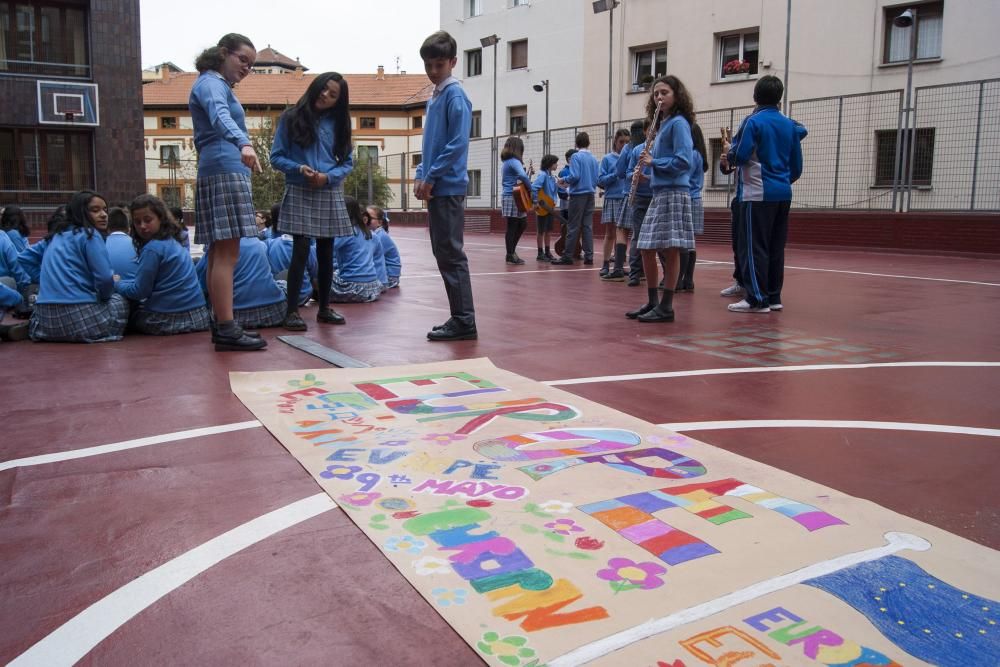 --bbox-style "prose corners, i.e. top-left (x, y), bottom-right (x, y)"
top-left (139, 0), bottom-right (440, 75)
